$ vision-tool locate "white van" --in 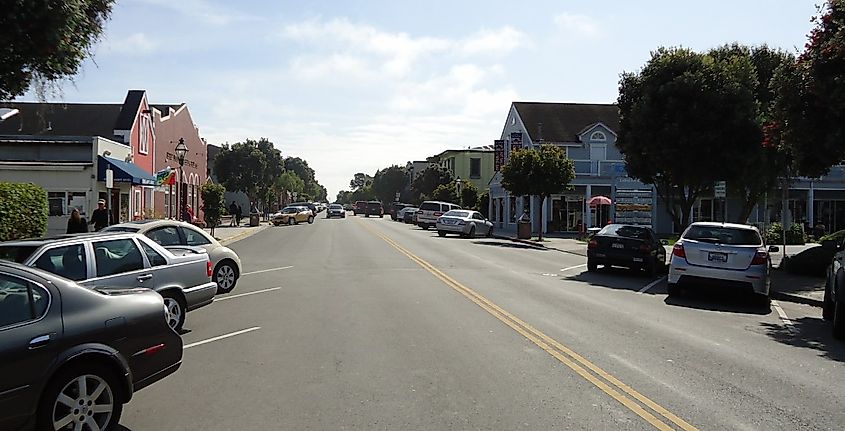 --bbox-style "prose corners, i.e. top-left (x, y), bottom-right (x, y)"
top-left (416, 201), bottom-right (461, 229)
